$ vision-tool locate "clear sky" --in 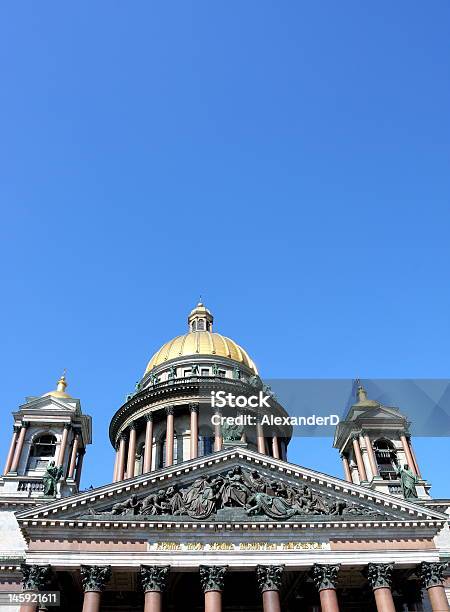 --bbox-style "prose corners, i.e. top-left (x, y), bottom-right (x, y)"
top-left (1, 3), bottom-right (449, 496)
